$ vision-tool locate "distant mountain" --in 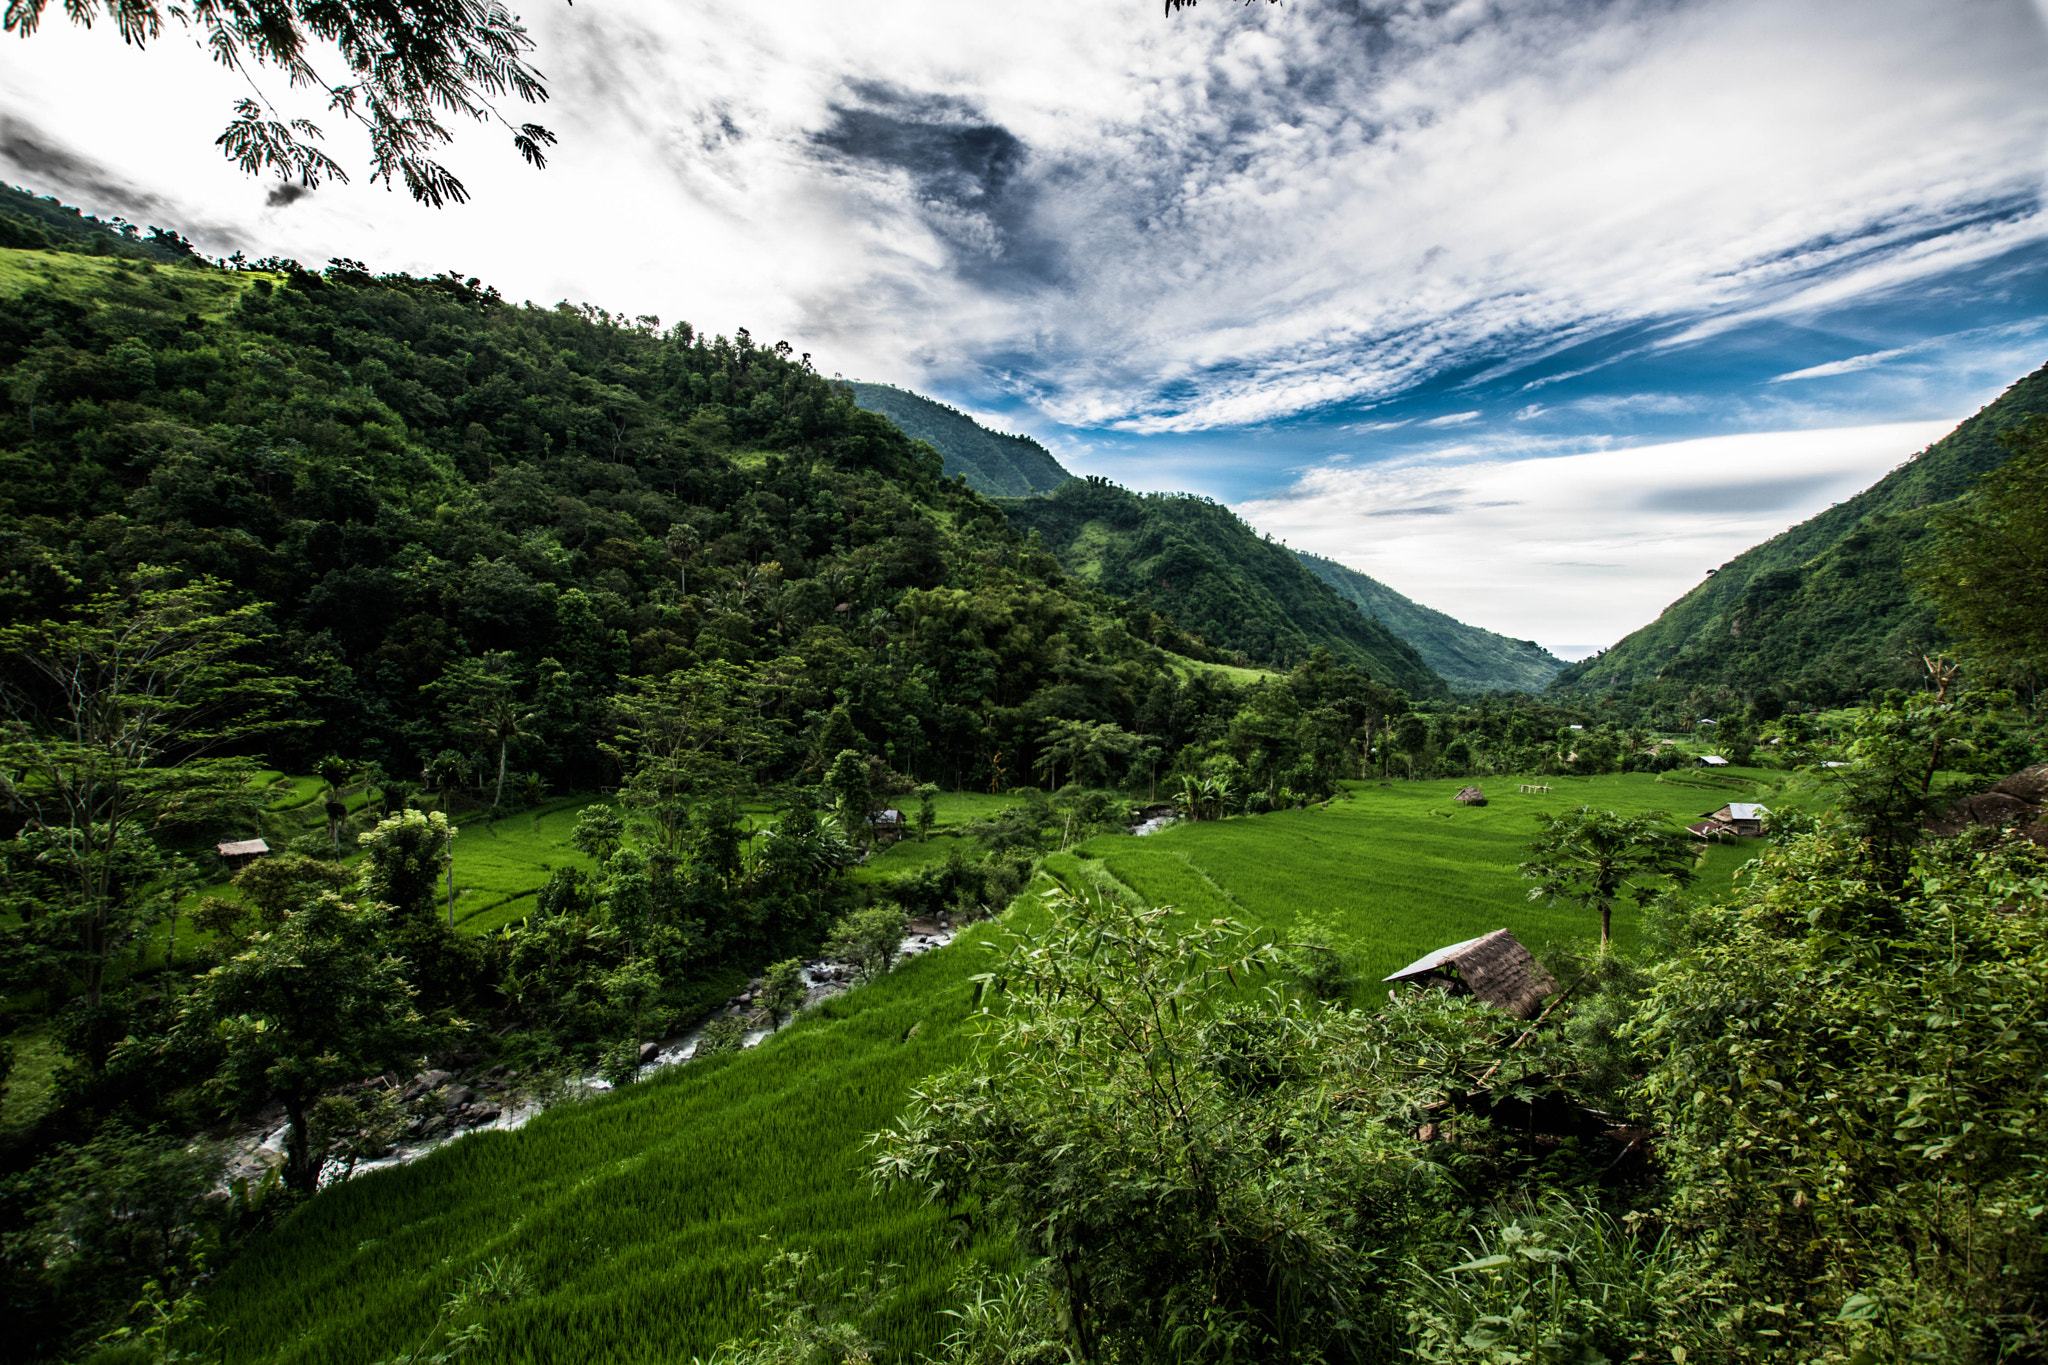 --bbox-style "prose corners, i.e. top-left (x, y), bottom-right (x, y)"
top-left (849, 383), bottom-right (1073, 497)
top-left (1295, 551), bottom-right (1567, 692)
top-left (1552, 360), bottom-right (2048, 706)
top-left (998, 479), bottom-right (1444, 695)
